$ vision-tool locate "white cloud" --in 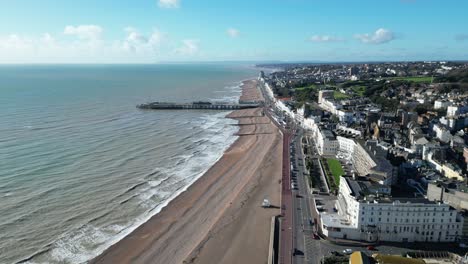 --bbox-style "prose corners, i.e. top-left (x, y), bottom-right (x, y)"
top-left (64, 25), bottom-right (102, 40)
top-left (354, 28), bottom-right (395, 44)
top-left (175, 39), bottom-right (199, 55)
top-left (0, 26), bottom-right (170, 63)
top-left (120, 27), bottom-right (163, 53)
top-left (158, 0), bottom-right (180, 8)
top-left (227, 28), bottom-right (240, 38)
top-left (309, 35), bottom-right (344, 43)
